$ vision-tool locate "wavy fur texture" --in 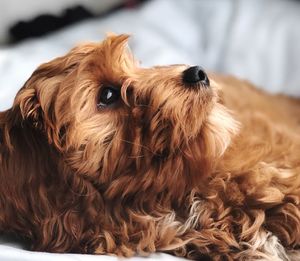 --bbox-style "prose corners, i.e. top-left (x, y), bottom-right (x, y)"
top-left (1, 35), bottom-right (300, 260)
